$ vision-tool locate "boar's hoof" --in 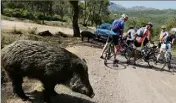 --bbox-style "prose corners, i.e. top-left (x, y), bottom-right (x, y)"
top-left (22, 97), bottom-right (31, 101)
top-left (90, 93), bottom-right (95, 98)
